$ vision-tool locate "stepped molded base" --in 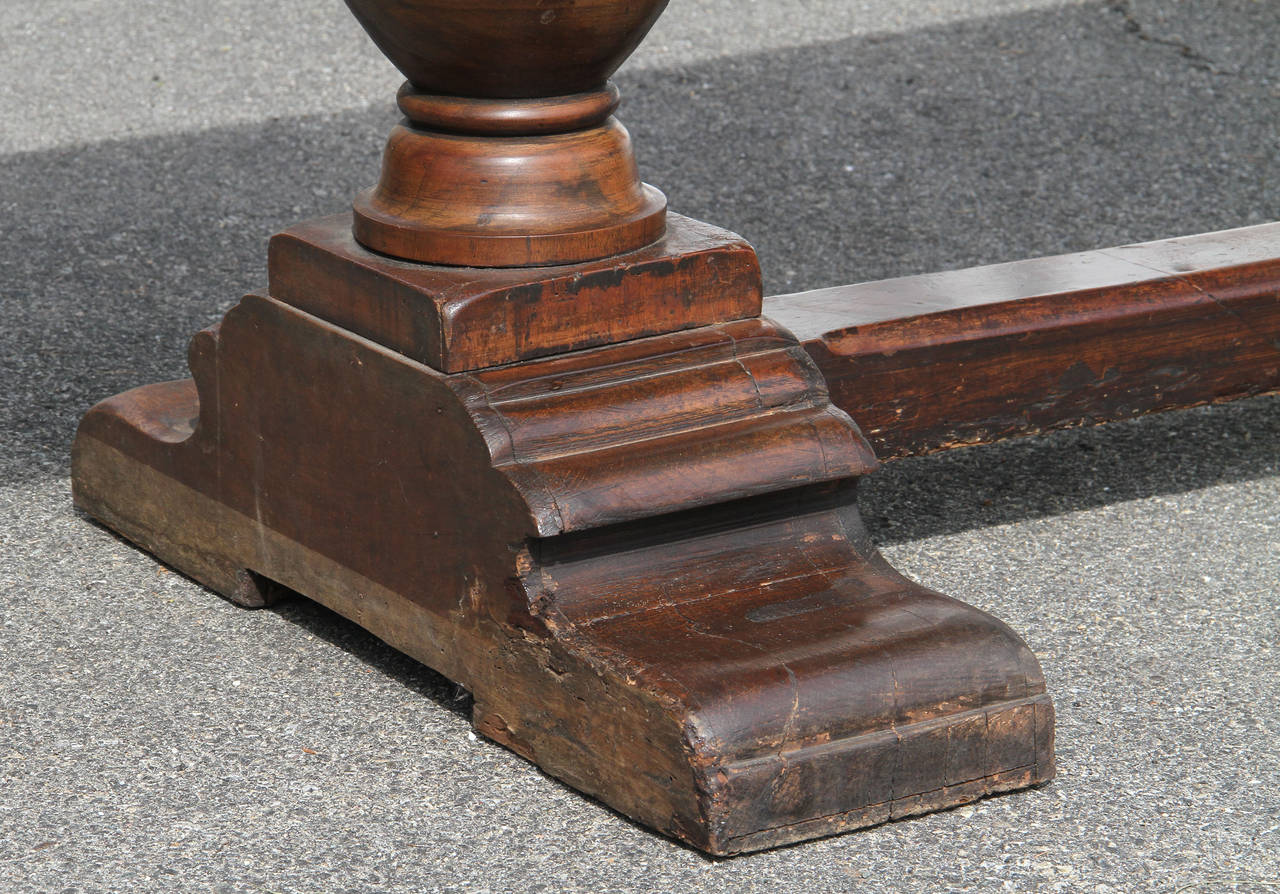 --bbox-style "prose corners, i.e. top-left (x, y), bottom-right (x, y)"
top-left (352, 118), bottom-right (668, 267)
top-left (72, 286), bottom-right (1053, 854)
